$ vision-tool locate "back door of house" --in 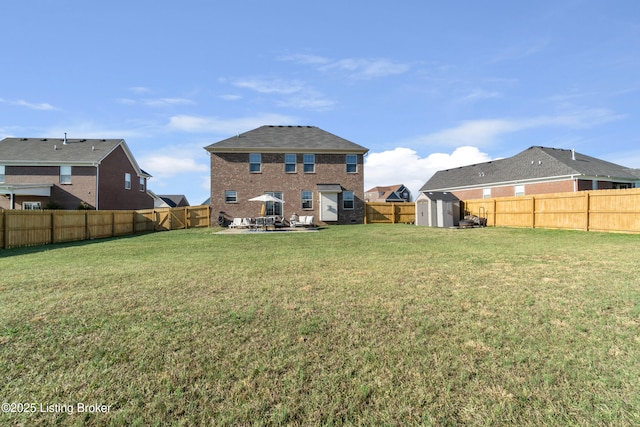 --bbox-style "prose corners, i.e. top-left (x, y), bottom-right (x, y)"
top-left (320, 192), bottom-right (338, 222)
